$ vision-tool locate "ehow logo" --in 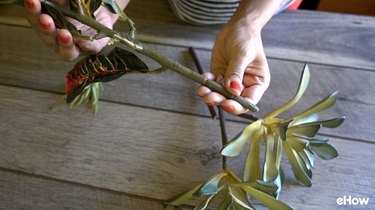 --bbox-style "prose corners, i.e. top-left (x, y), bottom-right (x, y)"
top-left (336, 195), bottom-right (370, 206)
